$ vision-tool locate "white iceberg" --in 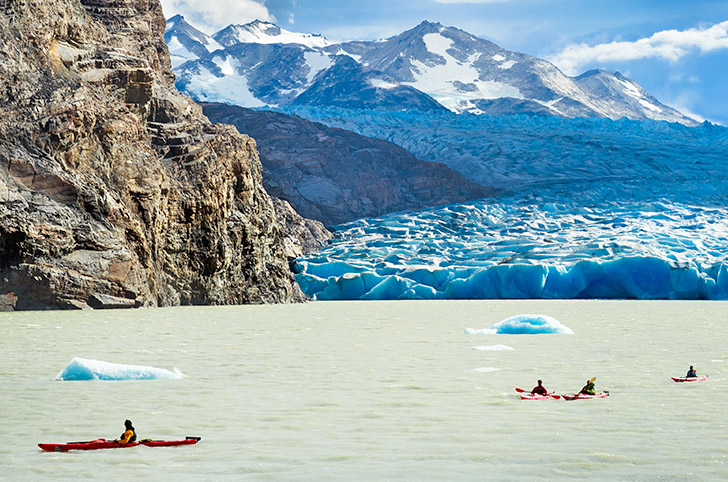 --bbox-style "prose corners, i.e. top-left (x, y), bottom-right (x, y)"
top-left (55, 357), bottom-right (183, 381)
